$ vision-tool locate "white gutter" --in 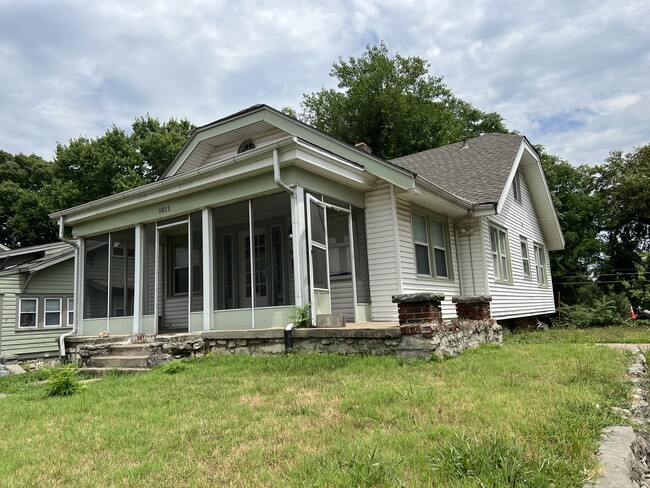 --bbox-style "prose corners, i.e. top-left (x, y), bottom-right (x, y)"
top-left (57, 216), bottom-right (79, 359)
